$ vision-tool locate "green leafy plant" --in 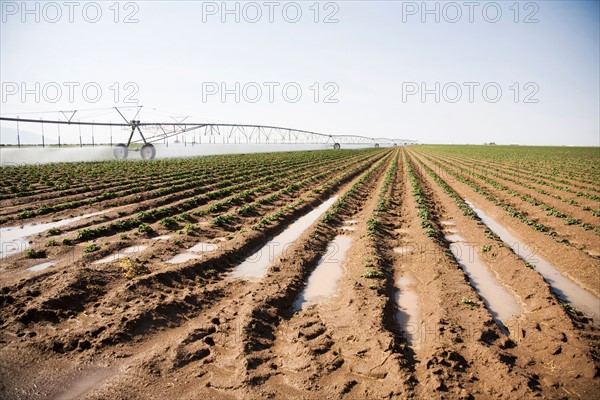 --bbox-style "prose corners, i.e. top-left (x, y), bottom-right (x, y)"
top-left (560, 302), bottom-right (578, 316)
top-left (363, 270), bottom-right (383, 279)
top-left (461, 297), bottom-right (478, 307)
top-left (84, 243), bottom-right (101, 253)
top-left (26, 248), bottom-right (46, 258)
top-left (47, 228), bottom-right (62, 236)
top-left (138, 223), bottom-right (153, 234)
